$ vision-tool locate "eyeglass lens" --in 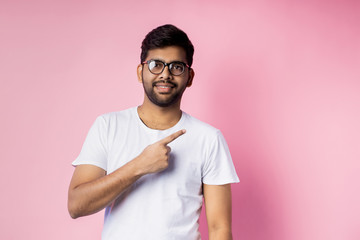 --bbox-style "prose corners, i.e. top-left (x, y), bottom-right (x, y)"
top-left (148, 60), bottom-right (185, 76)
